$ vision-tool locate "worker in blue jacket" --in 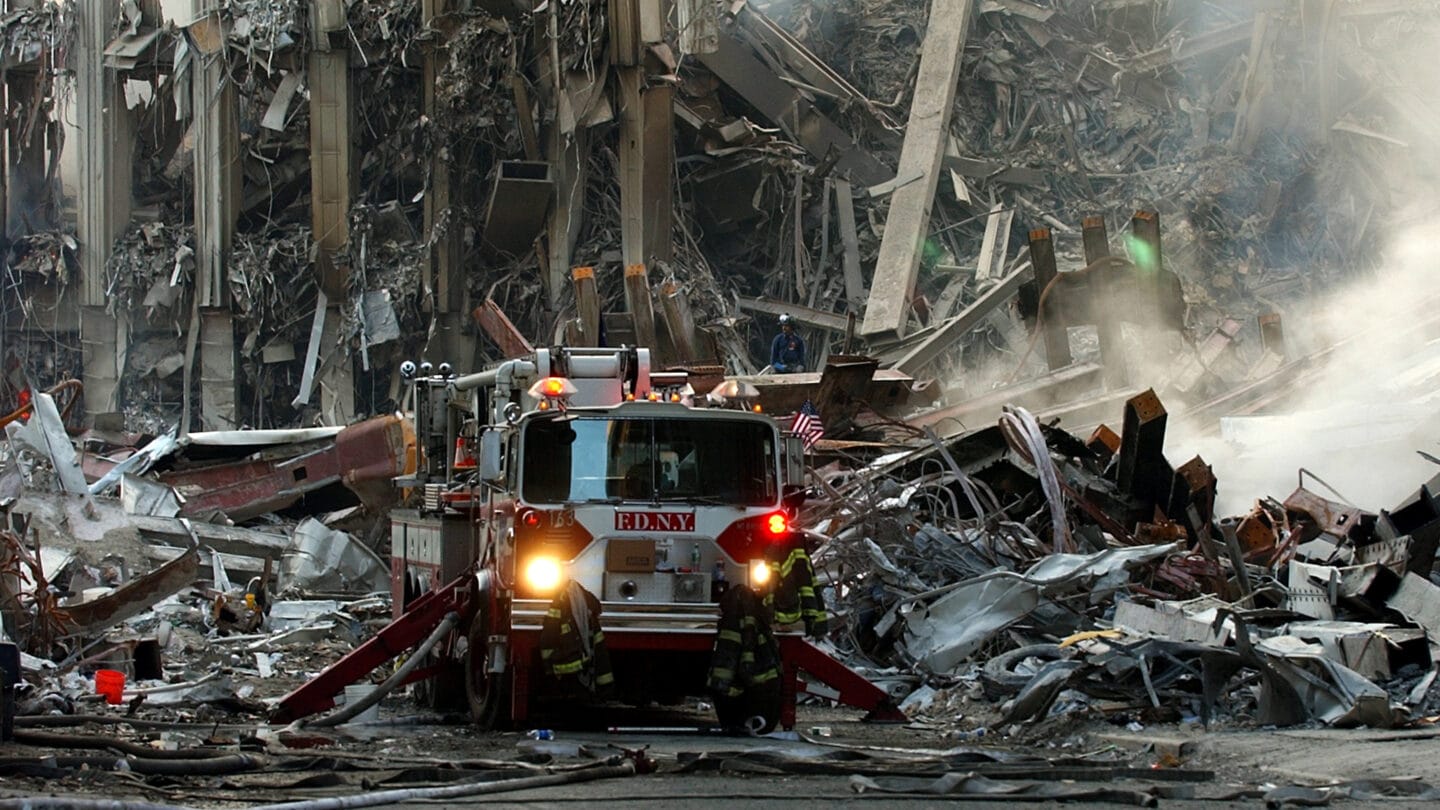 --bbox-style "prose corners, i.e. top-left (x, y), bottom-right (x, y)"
top-left (770, 314), bottom-right (807, 373)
